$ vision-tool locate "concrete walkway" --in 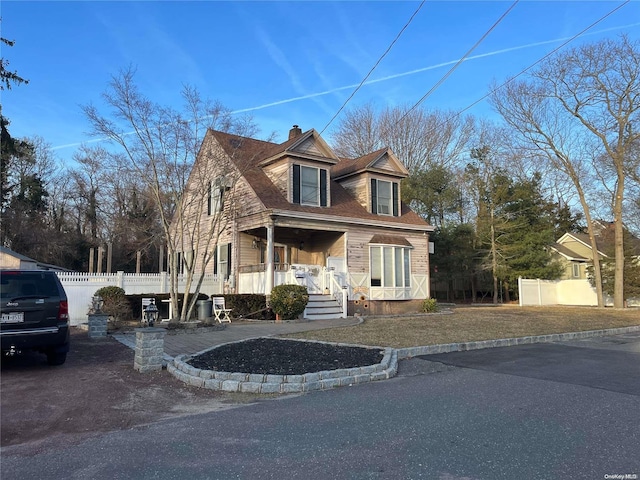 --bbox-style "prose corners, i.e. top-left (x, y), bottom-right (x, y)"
top-left (112, 317), bottom-right (360, 358)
